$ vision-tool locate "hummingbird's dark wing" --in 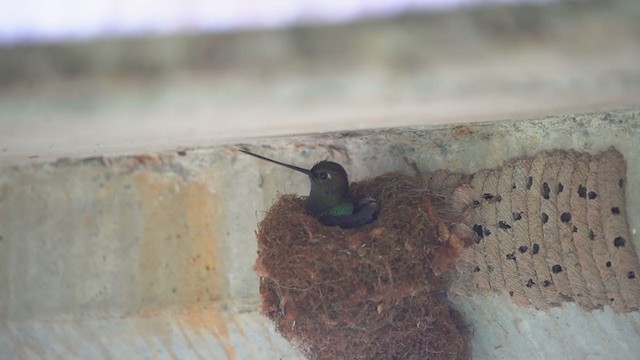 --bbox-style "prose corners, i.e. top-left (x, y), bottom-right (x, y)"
top-left (318, 197), bottom-right (379, 229)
